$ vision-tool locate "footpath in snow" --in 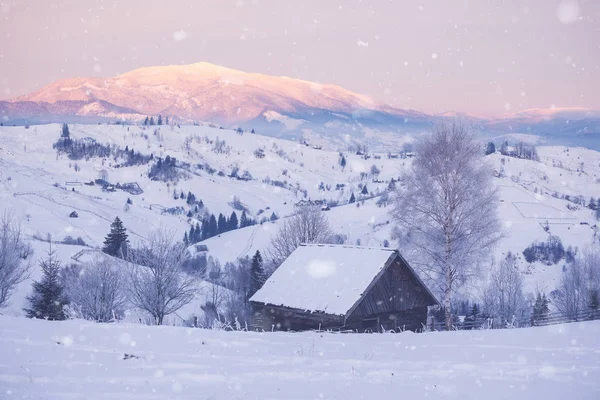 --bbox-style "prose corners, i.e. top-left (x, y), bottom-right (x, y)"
top-left (0, 316), bottom-right (599, 399)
